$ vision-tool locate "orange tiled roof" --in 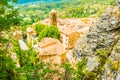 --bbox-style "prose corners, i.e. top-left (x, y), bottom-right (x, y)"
top-left (40, 18), bottom-right (98, 34)
top-left (38, 37), bottom-right (66, 56)
top-left (26, 27), bottom-right (35, 33)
